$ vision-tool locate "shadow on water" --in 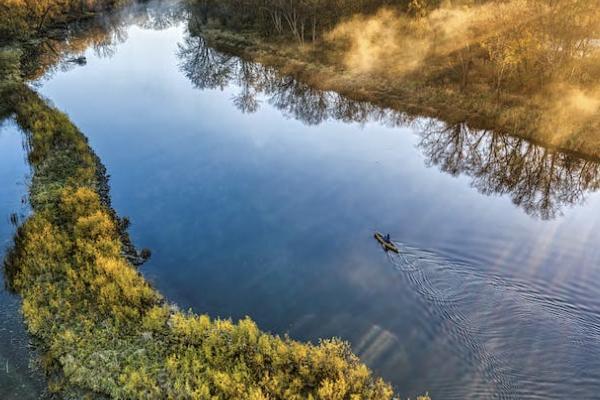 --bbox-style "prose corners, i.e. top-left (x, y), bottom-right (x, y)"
top-left (20, 0), bottom-right (186, 83)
